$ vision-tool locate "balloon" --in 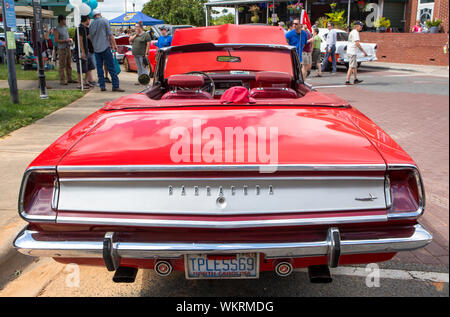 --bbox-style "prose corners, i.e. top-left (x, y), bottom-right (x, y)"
top-left (69, 0), bottom-right (82, 7)
top-left (73, 7), bottom-right (81, 25)
top-left (80, 3), bottom-right (91, 16)
top-left (89, 0), bottom-right (98, 9)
